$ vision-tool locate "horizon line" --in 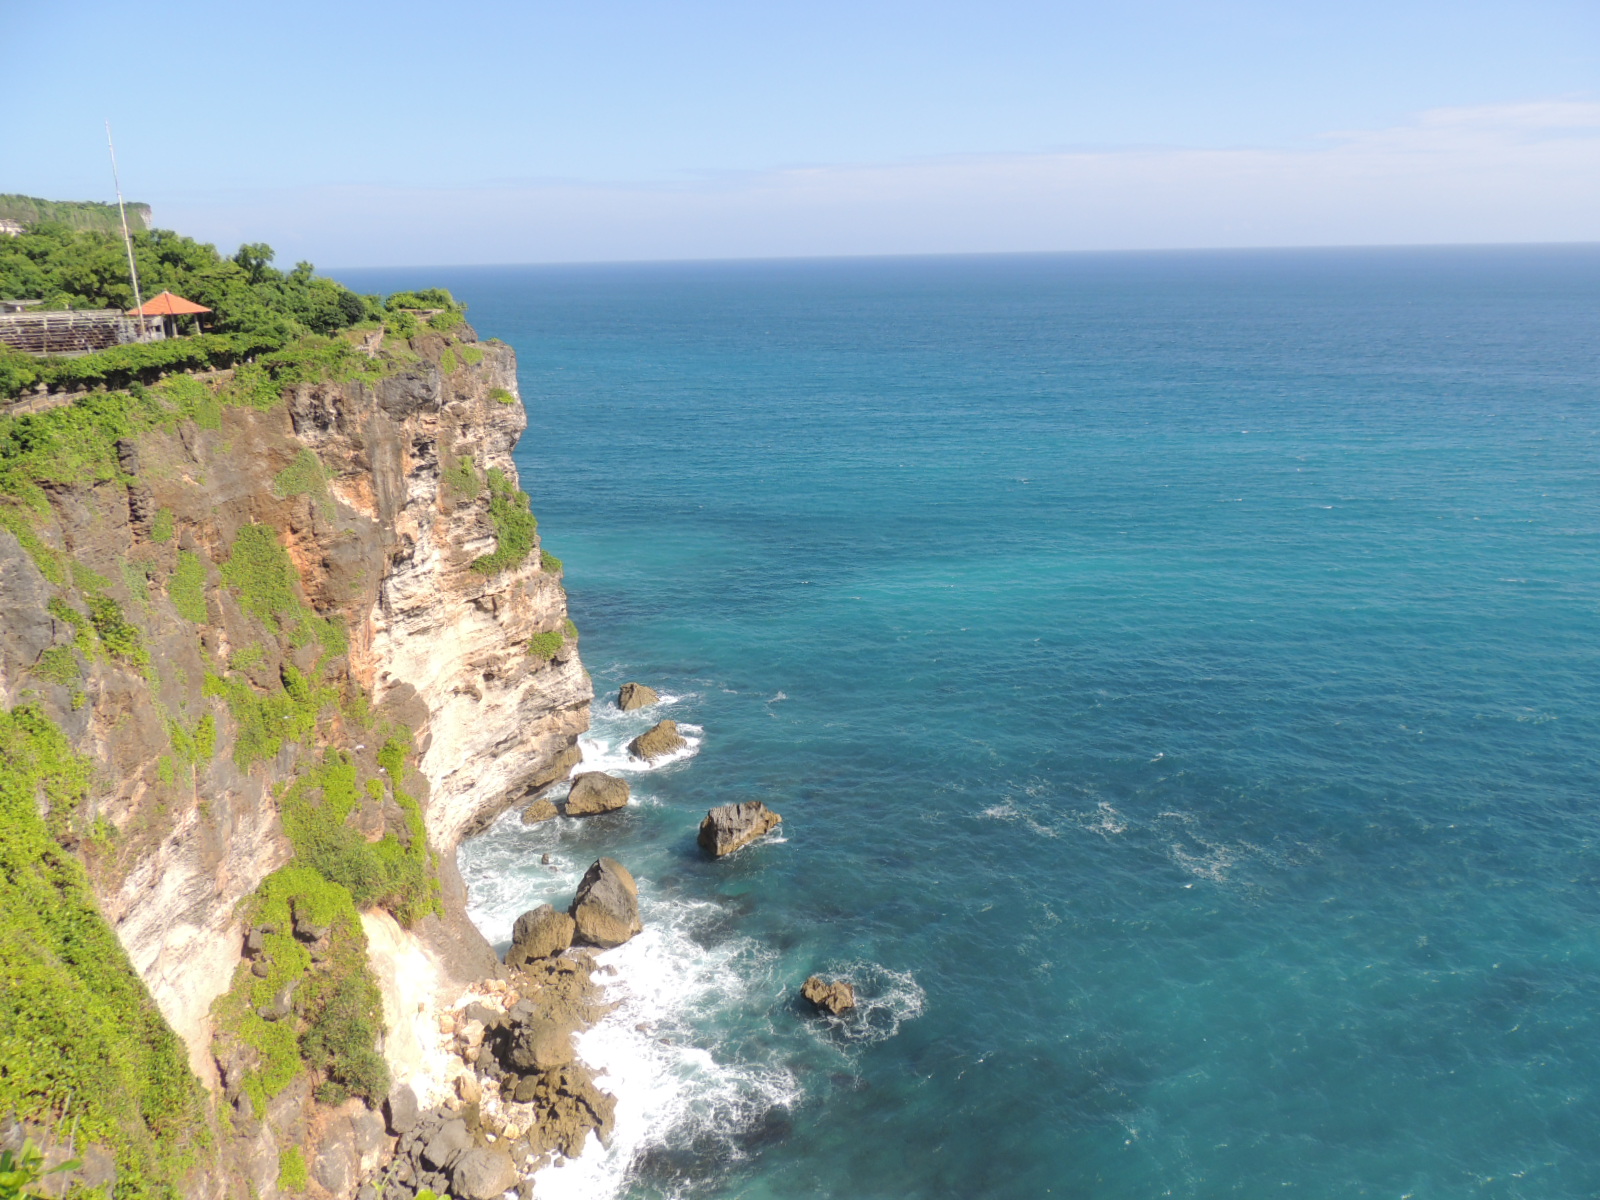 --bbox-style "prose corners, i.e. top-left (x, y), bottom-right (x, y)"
top-left (324, 239), bottom-right (1600, 275)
